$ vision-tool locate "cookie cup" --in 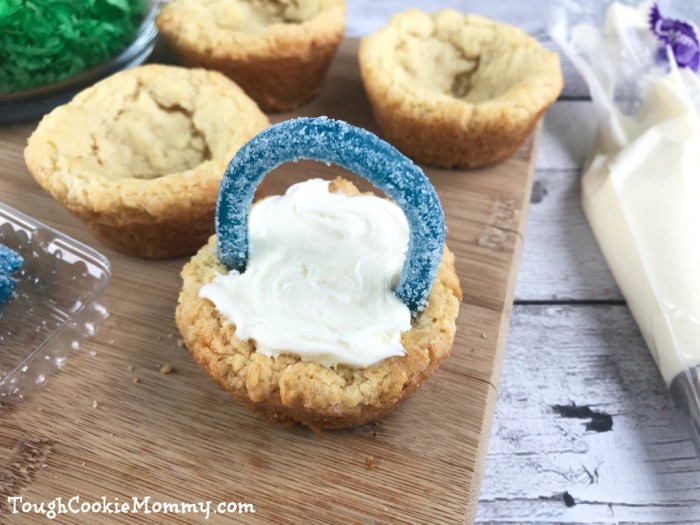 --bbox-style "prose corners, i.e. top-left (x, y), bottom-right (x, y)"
top-left (359, 9), bottom-right (563, 169)
top-left (176, 178), bottom-right (462, 431)
top-left (25, 65), bottom-right (270, 258)
top-left (156, 0), bottom-right (346, 112)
